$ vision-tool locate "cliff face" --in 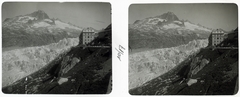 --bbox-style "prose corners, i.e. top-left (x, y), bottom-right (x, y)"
top-left (129, 28), bottom-right (238, 95)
